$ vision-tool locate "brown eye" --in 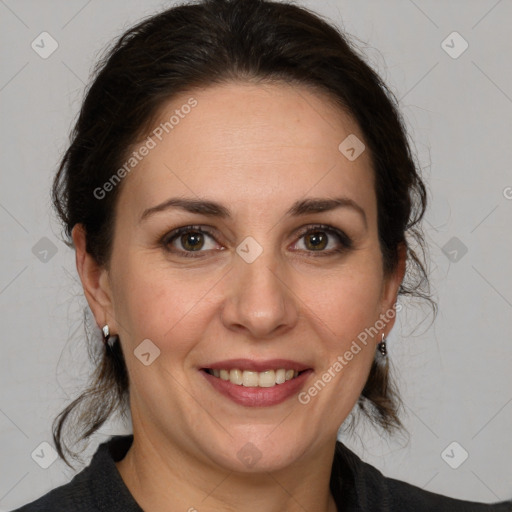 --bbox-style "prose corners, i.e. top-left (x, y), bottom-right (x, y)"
top-left (292, 224), bottom-right (353, 255)
top-left (304, 231), bottom-right (328, 251)
top-left (162, 226), bottom-right (220, 257)
top-left (180, 231), bottom-right (205, 251)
